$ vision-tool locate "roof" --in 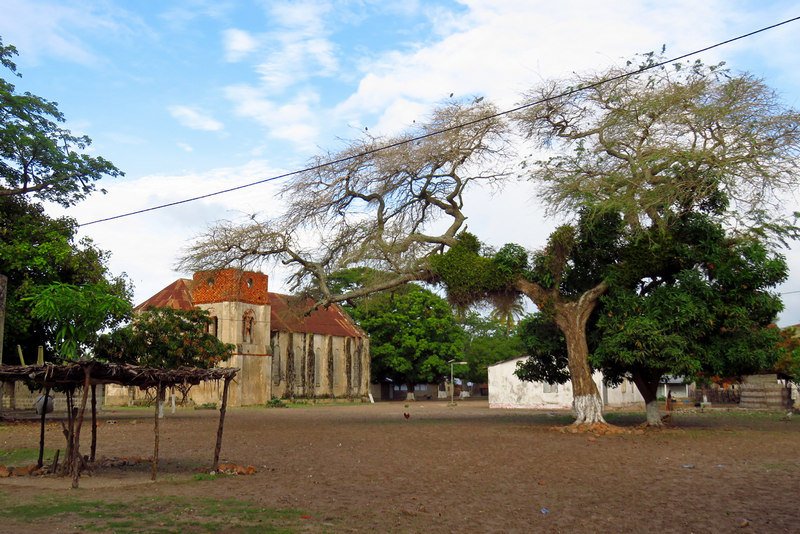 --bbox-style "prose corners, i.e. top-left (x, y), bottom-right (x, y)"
top-left (0, 361), bottom-right (238, 389)
top-left (134, 279), bottom-right (194, 311)
top-left (268, 293), bottom-right (367, 338)
top-left (136, 277), bottom-right (366, 339)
